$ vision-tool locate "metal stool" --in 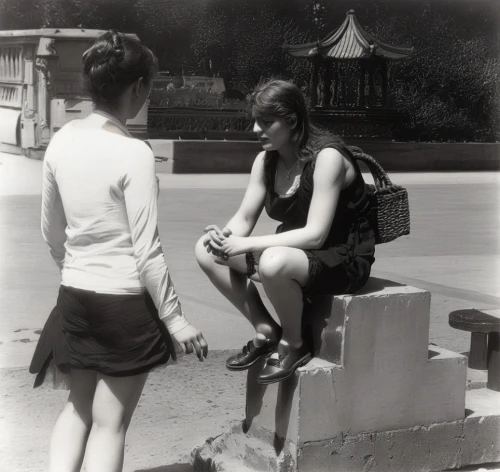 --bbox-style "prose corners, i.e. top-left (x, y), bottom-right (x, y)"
top-left (449, 309), bottom-right (500, 391)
